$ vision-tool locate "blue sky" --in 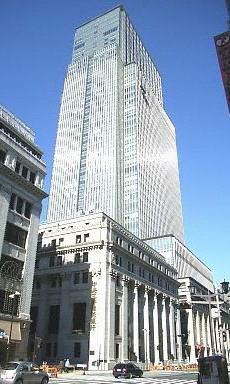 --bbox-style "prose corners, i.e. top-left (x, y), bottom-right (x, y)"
top-left (1, 0), bottom-right (229, 284)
